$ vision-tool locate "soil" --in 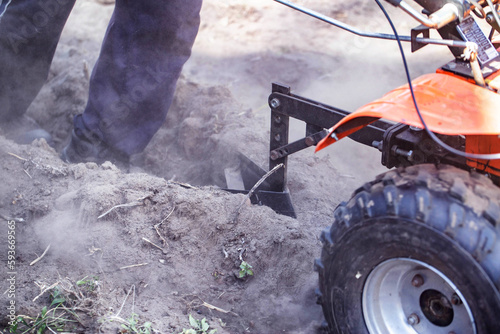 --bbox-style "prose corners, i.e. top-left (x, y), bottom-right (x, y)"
top-left (0, 0), bottom-right (454, 333)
